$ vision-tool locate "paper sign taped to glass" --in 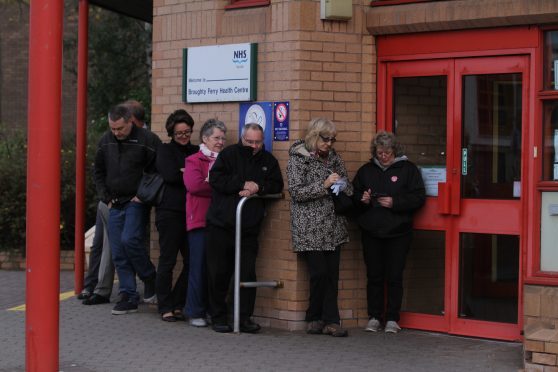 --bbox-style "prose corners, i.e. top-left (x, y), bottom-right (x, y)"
top-left (420, 166), bottom-right (446, 197)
